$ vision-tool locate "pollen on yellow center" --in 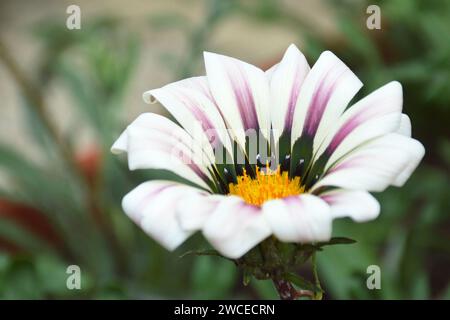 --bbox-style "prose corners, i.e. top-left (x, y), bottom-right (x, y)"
top-left (228, 164), bottom-right (304, 206)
